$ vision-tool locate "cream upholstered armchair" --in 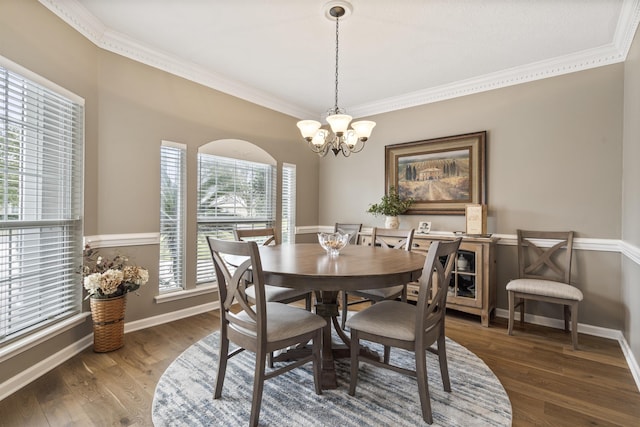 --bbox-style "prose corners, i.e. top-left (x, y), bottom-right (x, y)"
top-left (506, 230), bottom-right (582, 349)
top-left (346, 238), bottom-right (461, 424)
